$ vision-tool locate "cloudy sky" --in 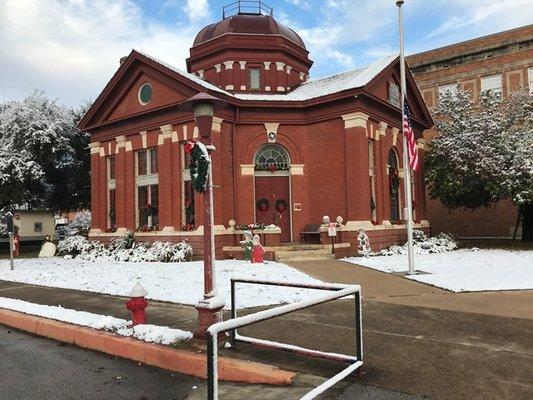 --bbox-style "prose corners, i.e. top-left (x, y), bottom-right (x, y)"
top-left (0, 0), bottom-right (531, 107)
